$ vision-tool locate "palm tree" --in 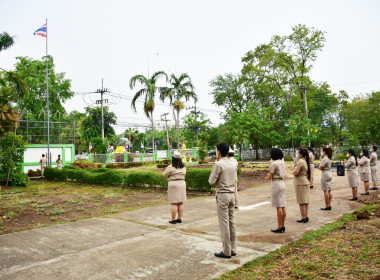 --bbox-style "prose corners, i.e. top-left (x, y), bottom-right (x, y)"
top-left (160, 73), bottom-right (197, 149)
top-left (130, 71), bottom-right (168, 162)
top-left (123, 128), bottom-right (139, 152)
